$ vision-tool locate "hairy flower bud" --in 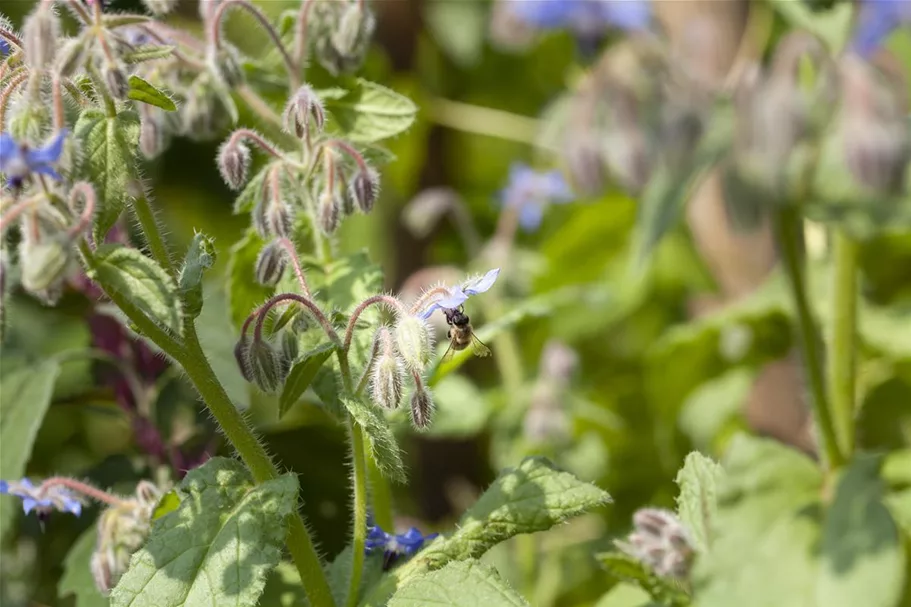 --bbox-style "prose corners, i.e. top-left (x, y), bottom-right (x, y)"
top-left (142, 0), bottom-right (179, 16)
top-left (19, 237), bottom-right (70, 298)
top-left (315, 2), bottom-right (376, 75)
top-left (616, 508), bottom-right (695, 580)
top-left (217, 139), bottom-right (251, 190)
top-left (317, 191), bottom-right (341, 235)
top-left (282, 85), bottom-right (325, 138)
top-left (410, 387), bottom-right (434, 429)
top-left (56, 37), bottom-right (88, 77)
top-left (280, 330), bottom-right (299, 365)
top-left (139, 114), bottom-right (165, 159)
top-left (246, 339), bottom-right (285, 393)
top-left (104, 63), bottom-right (130, 100)
top-left (266, 199), bottom-right (294, 239)
top-left (350, 167), bottom-right (379, 213)
top-left (370, 328), bottom-right (404, 409)
top-left (254, 242), bottom-right (286, 286)
top-left (234, 336), bottom-right (254, 382)
top-left (22, 5), bottom-right (60, 70)
top-left (207, 45), bottom-right (244, 88)
top-left (394, 316), bottom-right (432, 375)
